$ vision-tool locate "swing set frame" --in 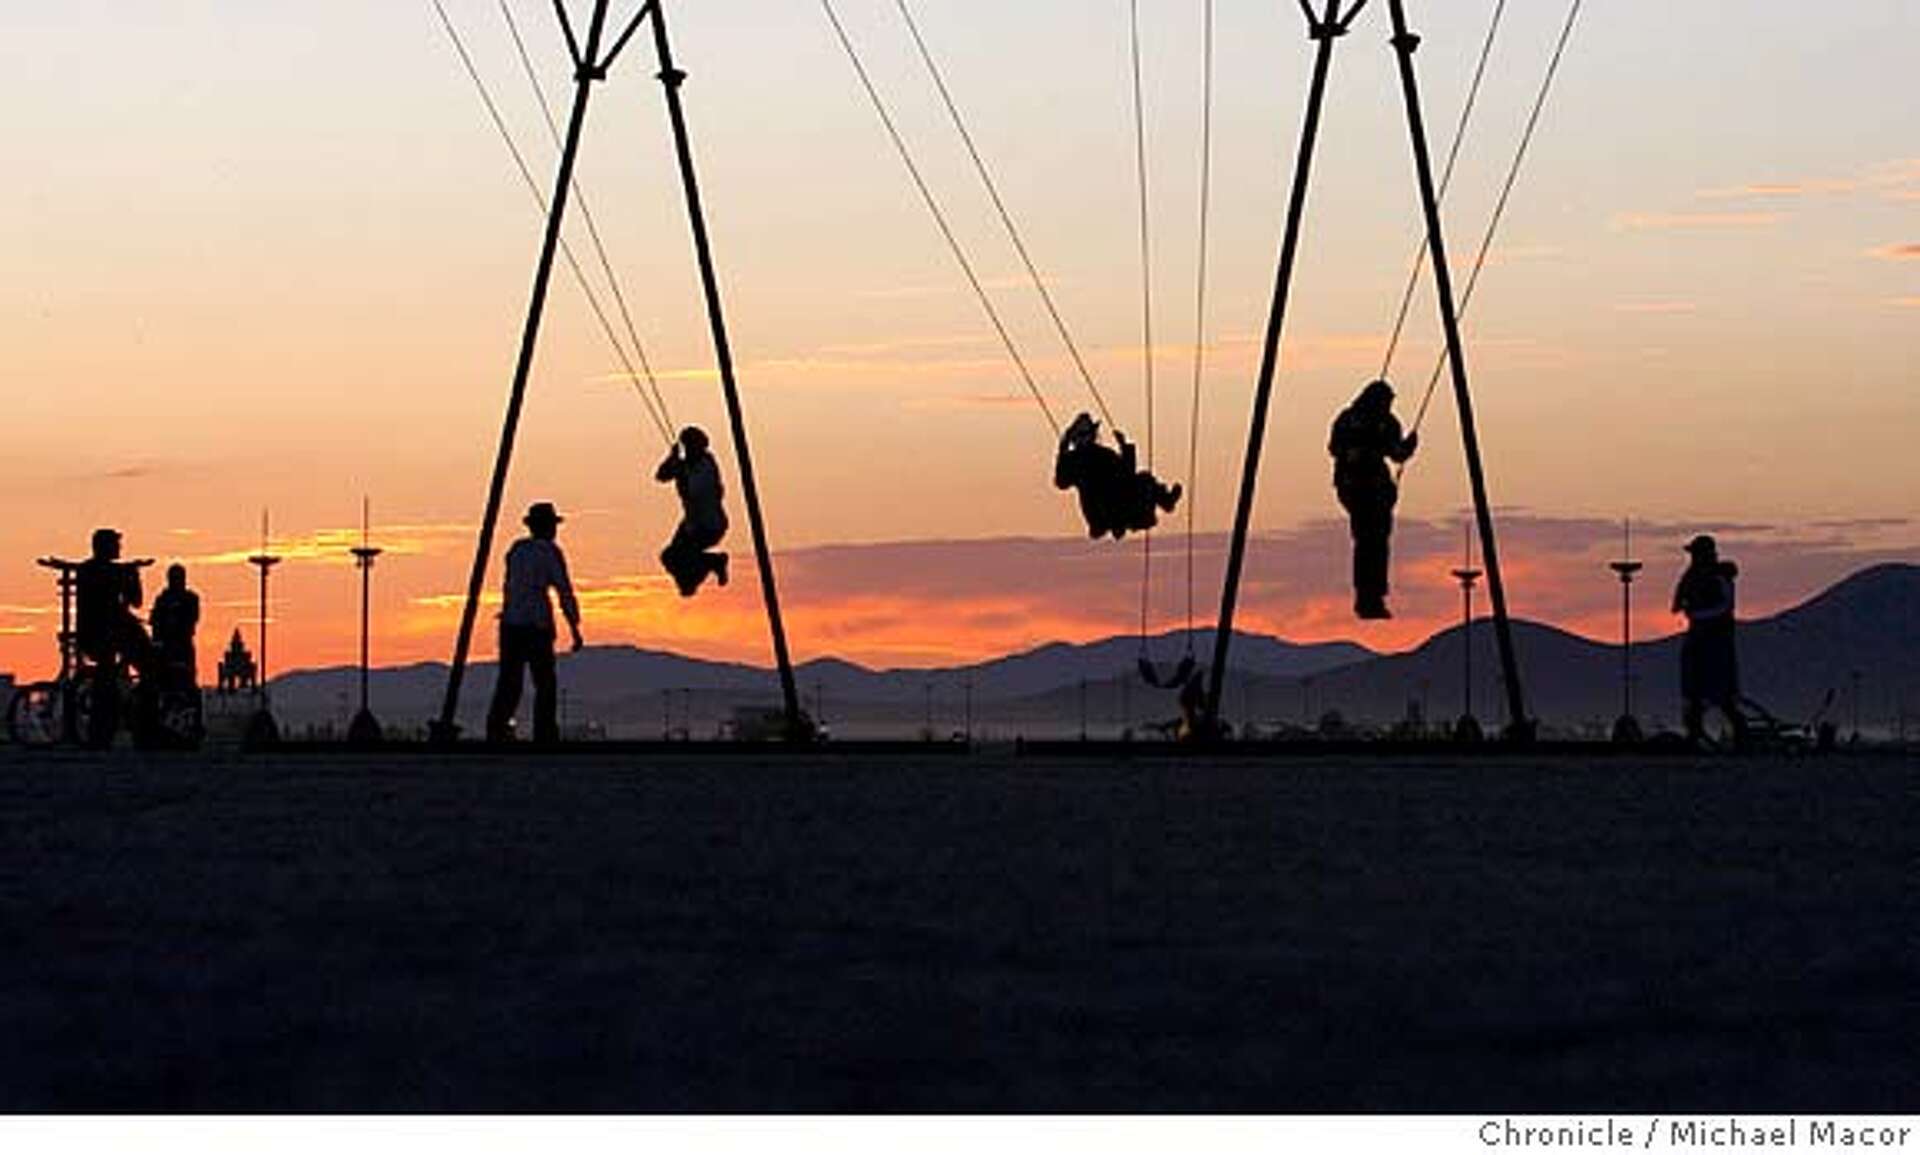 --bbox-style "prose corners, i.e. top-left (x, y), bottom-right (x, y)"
top-left (432, 0), bottom-right (806, 743)
top-left (1202, 0), bottom-right (1531, 740)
